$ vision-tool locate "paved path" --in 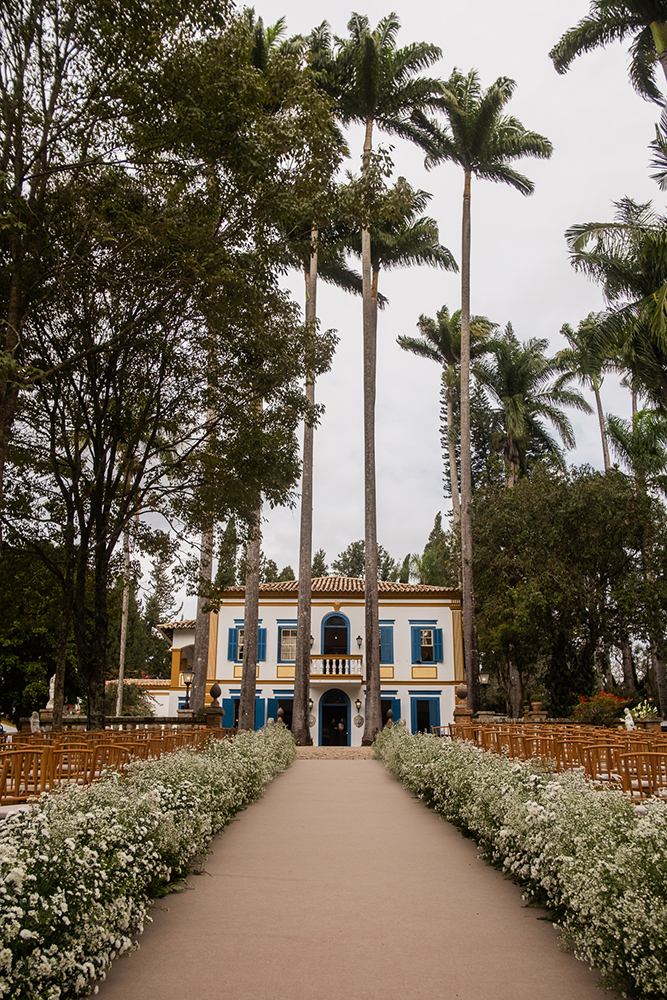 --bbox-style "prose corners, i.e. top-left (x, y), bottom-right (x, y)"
top-left (96, 757), bottom-right (612, 1000)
